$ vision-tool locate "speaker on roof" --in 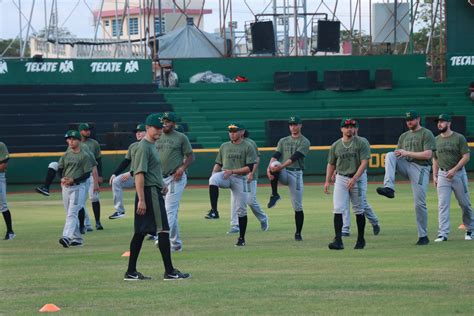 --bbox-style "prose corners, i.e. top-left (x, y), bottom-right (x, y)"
top-left (250, 21), bottom-right (276, 54)
top-left (317, 20), bottom-right (341, 52)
